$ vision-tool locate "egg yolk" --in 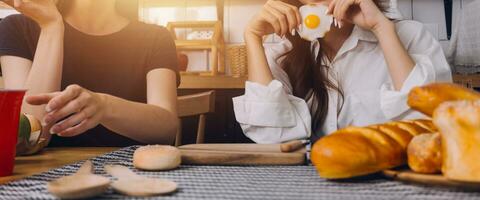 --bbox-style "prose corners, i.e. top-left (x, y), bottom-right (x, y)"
top-left (304, 15), bottom-right (321, 29)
